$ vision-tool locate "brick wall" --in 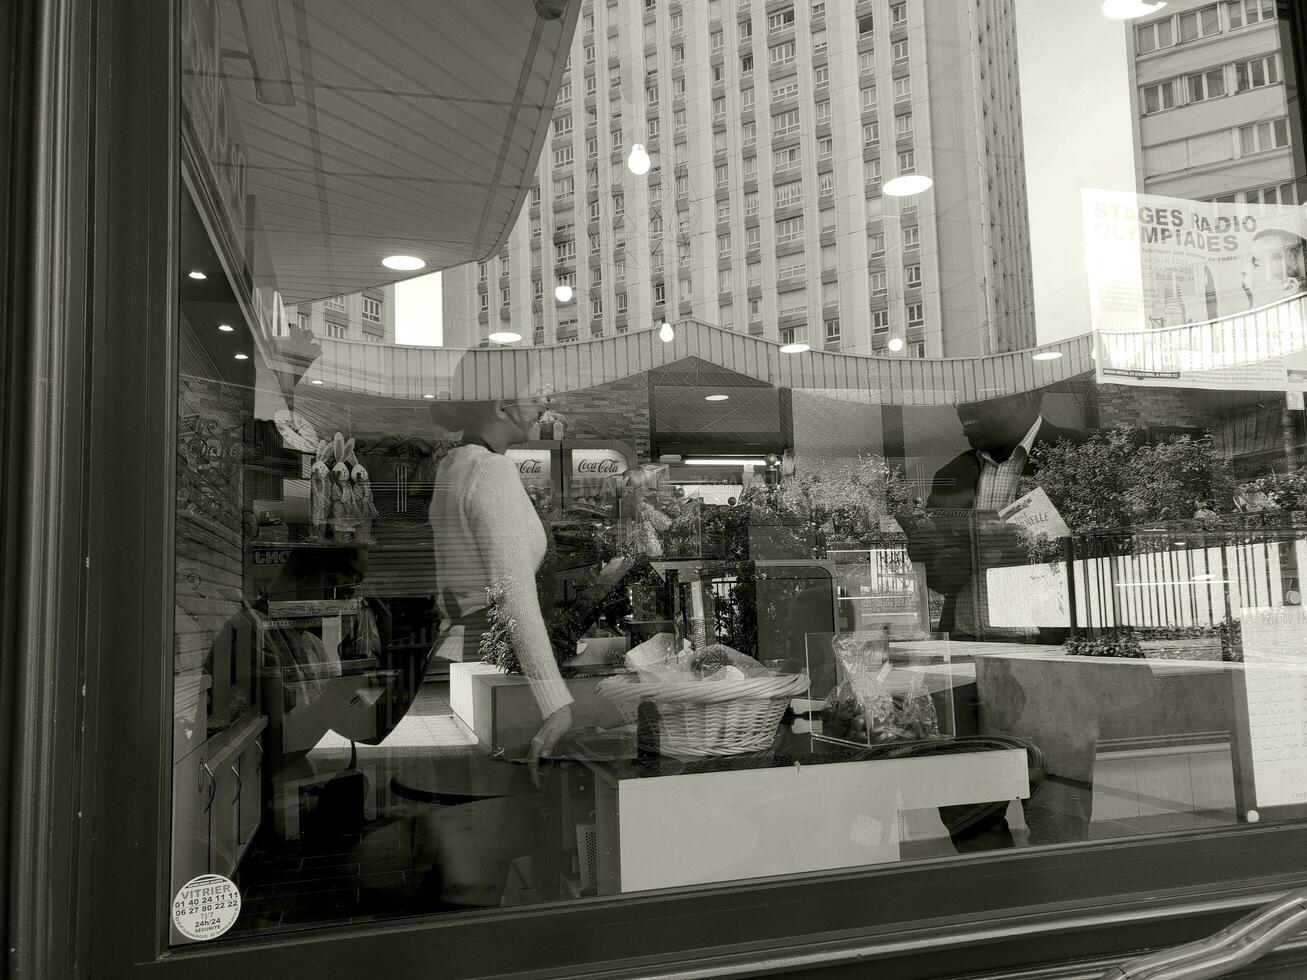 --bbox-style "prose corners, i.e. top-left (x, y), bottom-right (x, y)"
top-left (550, 372), bottom-right (652, 459)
